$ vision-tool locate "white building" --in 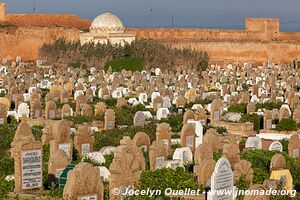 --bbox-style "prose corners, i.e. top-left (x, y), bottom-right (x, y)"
top-left (80, 12), bottom-right (135, 46)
